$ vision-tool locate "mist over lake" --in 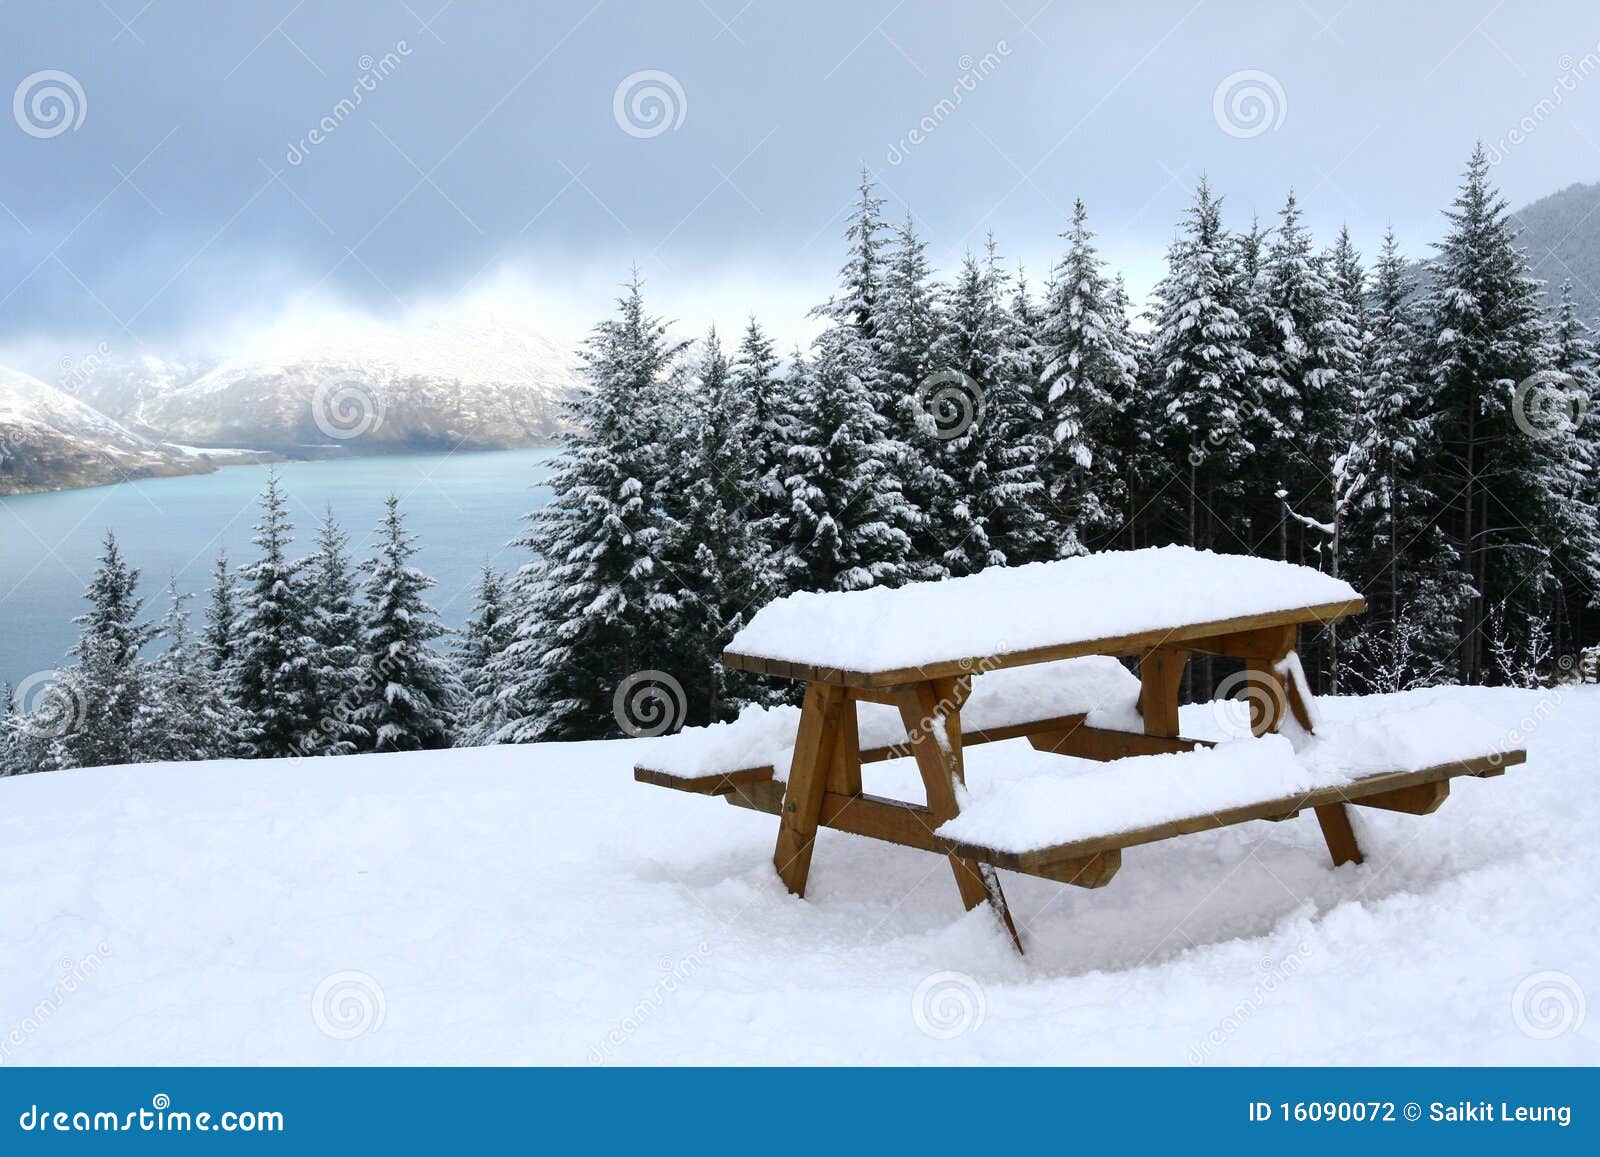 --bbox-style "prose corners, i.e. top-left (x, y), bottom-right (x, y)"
top-left (0, 447), bottom-right (559, 687)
